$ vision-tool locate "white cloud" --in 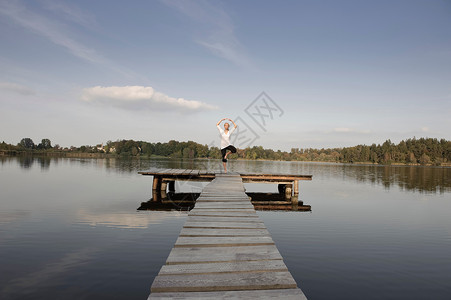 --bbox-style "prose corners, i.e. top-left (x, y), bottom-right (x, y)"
top-left (421, 127), bottom-right (429, 132)
top-left (0, 82), bottom-right (35, 95)
top-left (162, 0), bottom-right (251, 67)
top-left (81, 85), bottom-right (218, 112)
top-left (334, 127), bottom-right (351, 133)
top-left (333, 127), bottom-right (371, 134)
